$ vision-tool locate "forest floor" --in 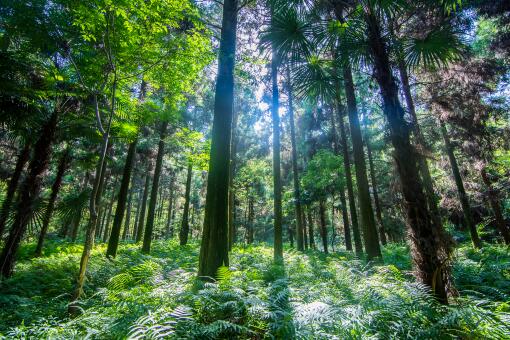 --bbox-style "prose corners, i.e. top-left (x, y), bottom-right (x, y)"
top-left (0, 239), bottom-right (509, 339)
